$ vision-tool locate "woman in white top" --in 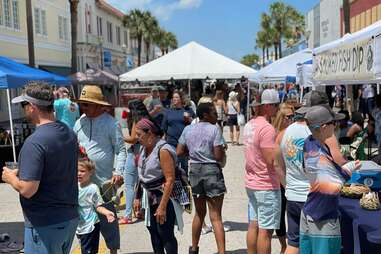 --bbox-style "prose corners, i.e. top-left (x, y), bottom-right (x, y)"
top-left (226, 91), bottom-right (240, 145)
